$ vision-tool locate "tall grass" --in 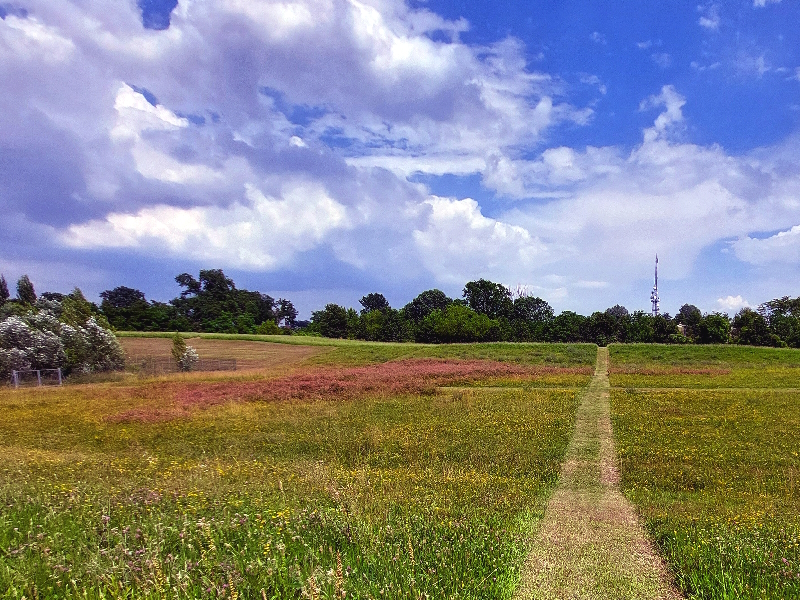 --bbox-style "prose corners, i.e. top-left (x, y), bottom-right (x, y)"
top-left (0, 343), bottom-right (587, 598)
top-left (610, 345), bottom-right (800, 599)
